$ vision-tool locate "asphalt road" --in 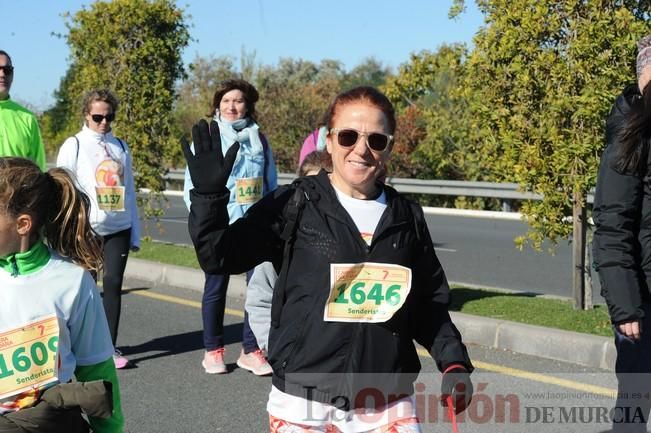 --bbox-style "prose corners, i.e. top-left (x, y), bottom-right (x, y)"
top-left (139, 193), bottom-right (603, 303)
top-left (117, 278), bottom-right (618, 433)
